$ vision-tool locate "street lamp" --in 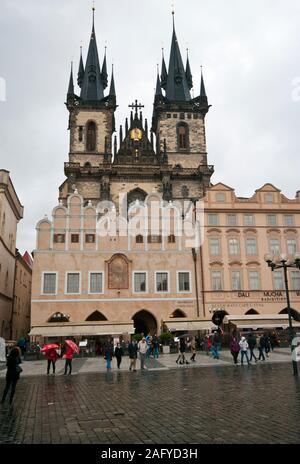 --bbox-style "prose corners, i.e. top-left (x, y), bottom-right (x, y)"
top-left (264, 252), bottom-right (300, 376)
